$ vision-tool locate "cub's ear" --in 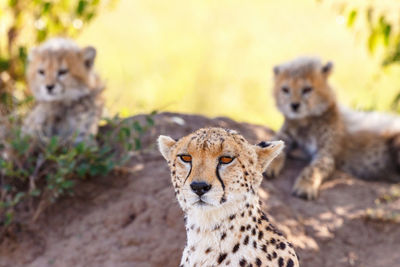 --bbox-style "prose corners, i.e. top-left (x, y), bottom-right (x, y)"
top-left (28, 47), bottom-right (38, 62)
top-left (254, 140), bottom-right (284, 172)
top-left (82, 46), bottom-right (96, 69)
top-left (273, 65), bottom-right (280, 76)
top-left (158, 135), bottom-right (176, 161)
top-left (321, 61), bottom-right (333, 76)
